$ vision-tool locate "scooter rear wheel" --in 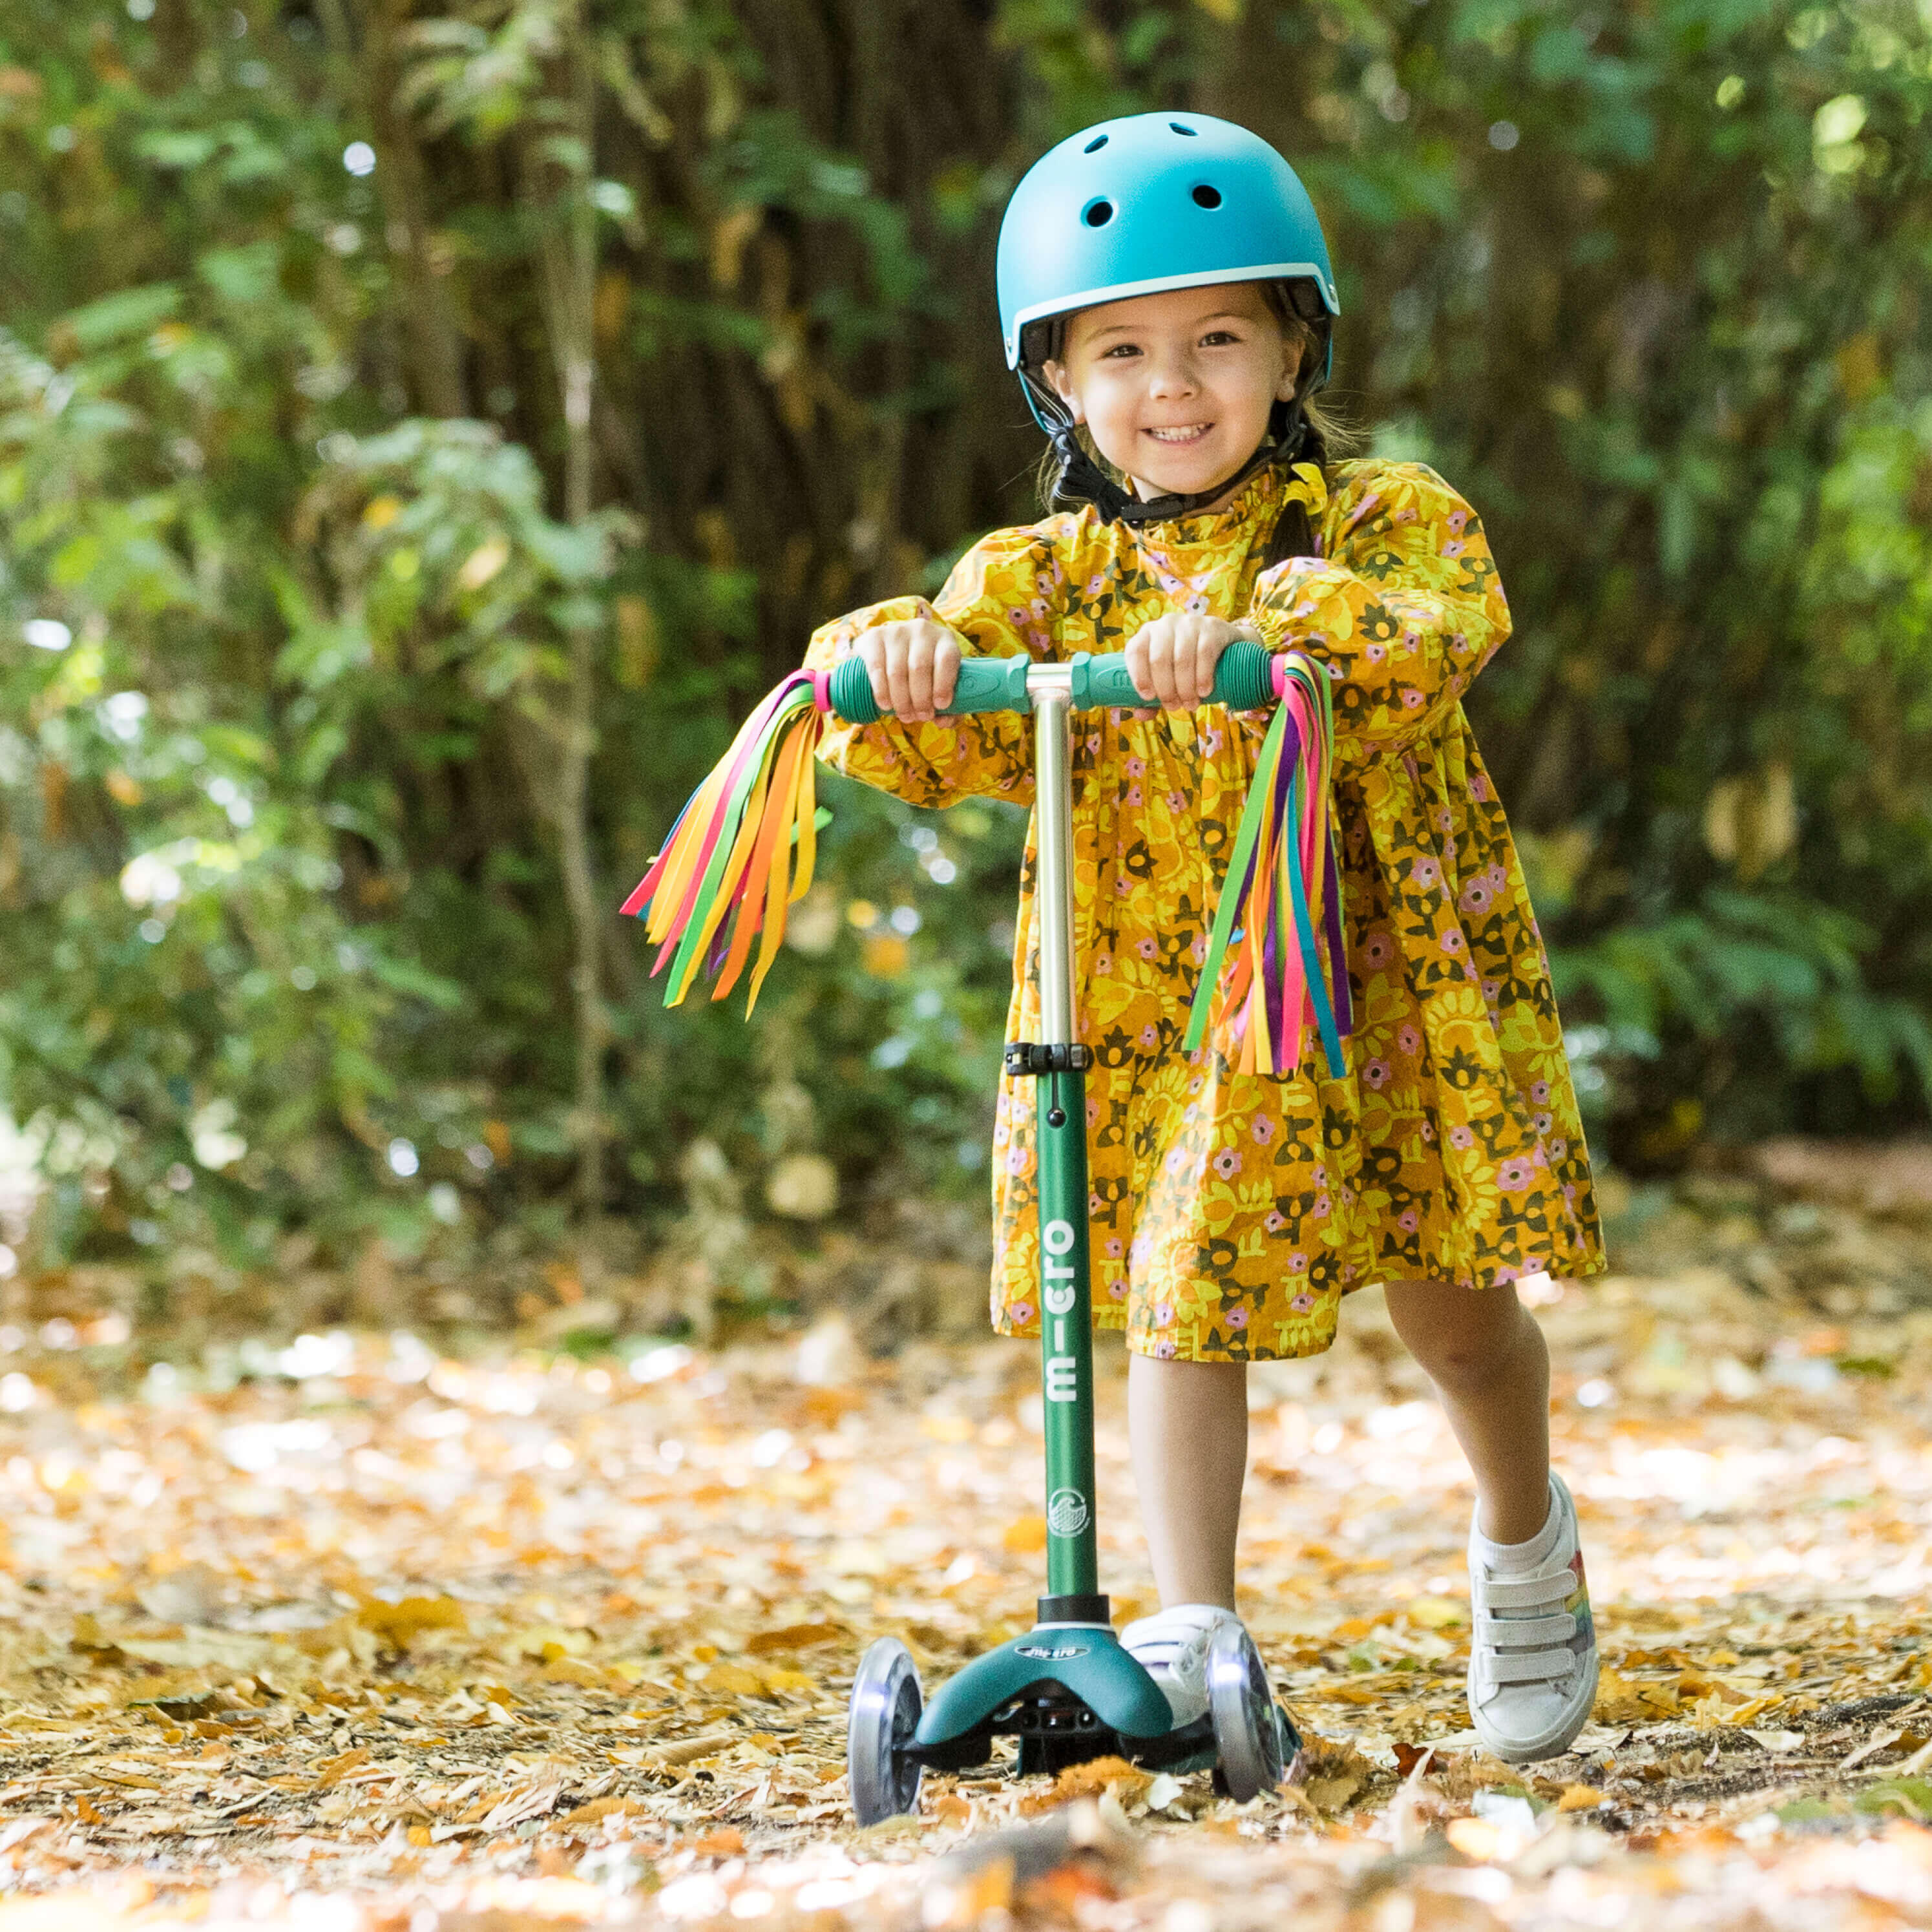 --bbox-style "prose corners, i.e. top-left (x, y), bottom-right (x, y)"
top-left (847, 1637), bottom-right (923, 1825)
top-left (1205, 1619), bottom-right (1285, 1801)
